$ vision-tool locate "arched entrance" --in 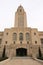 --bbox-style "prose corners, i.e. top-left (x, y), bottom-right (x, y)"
top-left (16, 48), bottom-right (27, 56)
